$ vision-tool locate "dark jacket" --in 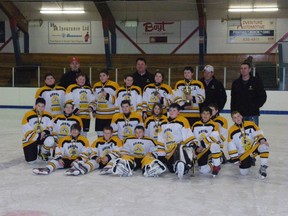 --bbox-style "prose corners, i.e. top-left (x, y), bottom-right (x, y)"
top-left (231, 75), bottom-right (267, 116)
top-left (59, 69), bottom-right (90, 89)
top-left (132, 71), bottom-right (154, 90)
top-left (199, 77), bottom-right (227, 112)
